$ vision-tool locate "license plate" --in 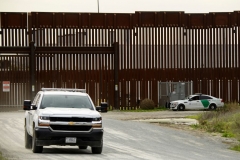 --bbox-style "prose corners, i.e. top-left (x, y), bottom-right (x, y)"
top-left (65, 137), bottom-right (77, 143)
